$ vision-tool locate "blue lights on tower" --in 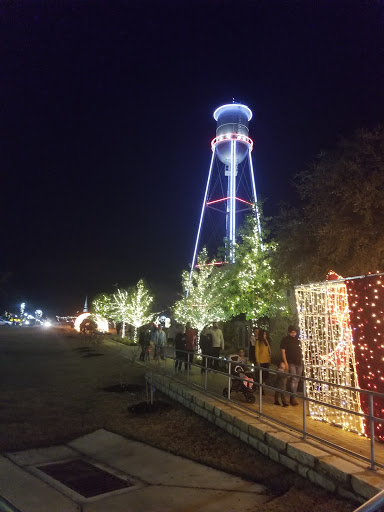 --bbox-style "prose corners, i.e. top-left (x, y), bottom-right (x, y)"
top-left (190, 102), bottom-right (261, 275)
